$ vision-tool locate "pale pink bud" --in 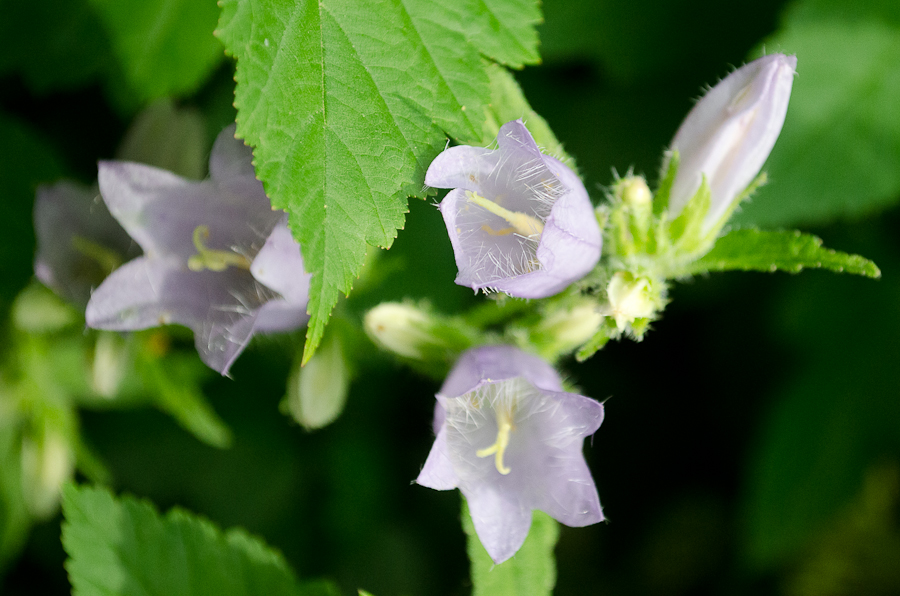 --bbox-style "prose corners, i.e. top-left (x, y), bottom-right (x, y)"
top-left (667, 54), bottom-right (797, 230)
